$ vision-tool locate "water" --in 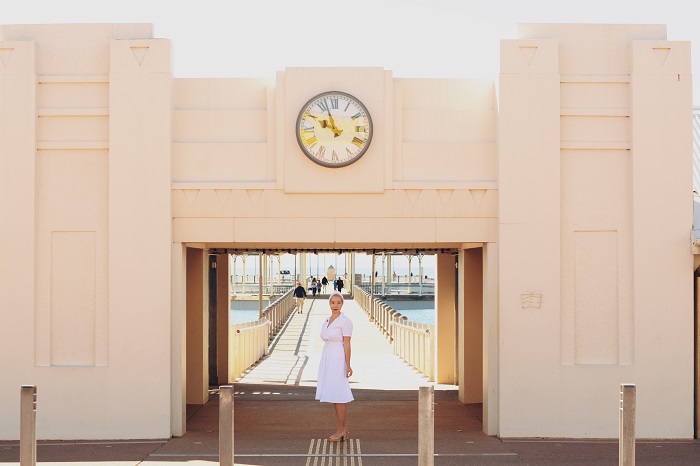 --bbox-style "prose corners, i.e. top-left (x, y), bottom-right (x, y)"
top-left (382, 300), bottom-right (435, 324)
top-left (231, 298), bottom-right (435, 325)
top-left (230, 299), bottom-right (269, 324)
